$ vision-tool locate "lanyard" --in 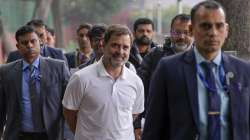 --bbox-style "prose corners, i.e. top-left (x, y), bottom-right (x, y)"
top-left (196, 63), bottom-right (227, 92)
top-left (197, 63), bottom-right (226, 139)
